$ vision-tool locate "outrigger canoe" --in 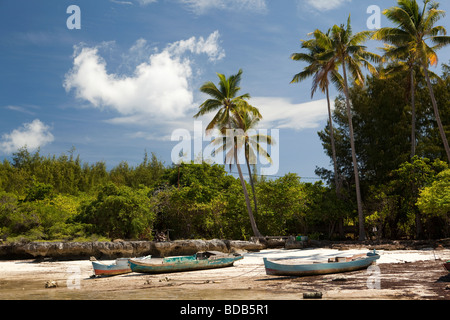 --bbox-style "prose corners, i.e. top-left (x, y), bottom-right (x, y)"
top-left (444, 261), bottom-right (450, 272)
top-left (92, 256), bottom-right (151, 276)
top-left (129, 251), bottom-right (243, 274)
top-left (263, 251), bottom-right (380, 277)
